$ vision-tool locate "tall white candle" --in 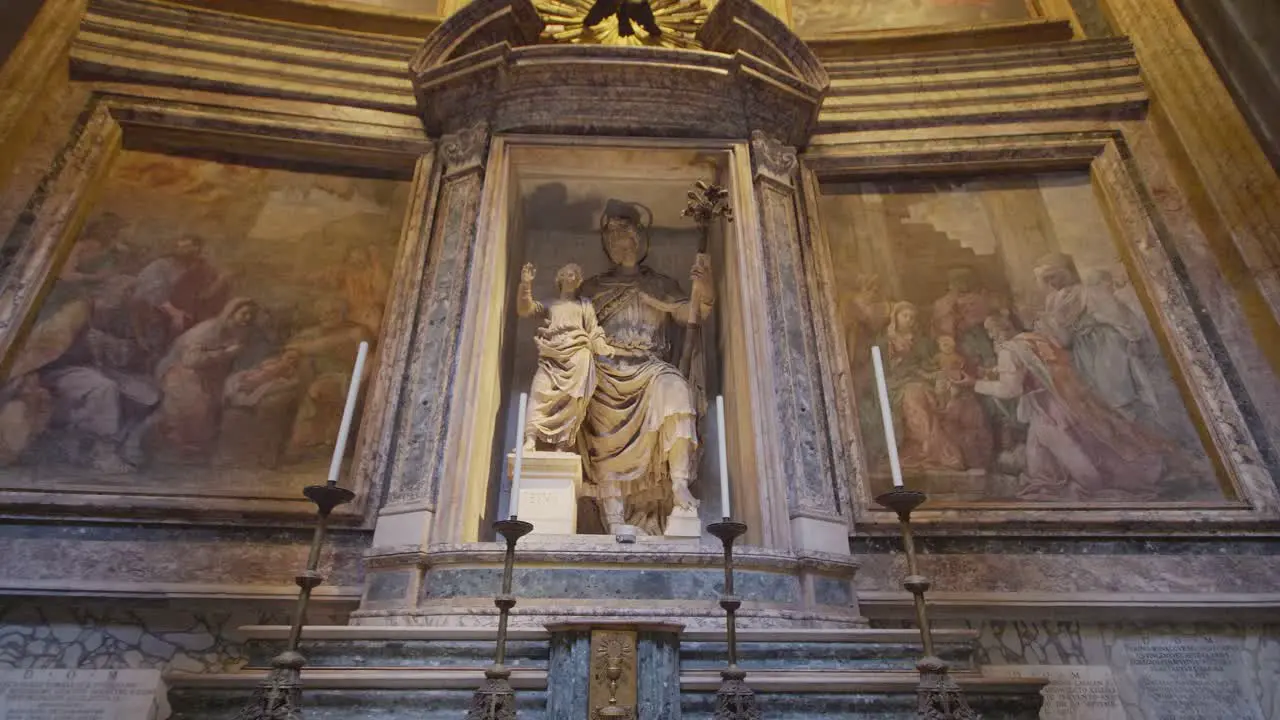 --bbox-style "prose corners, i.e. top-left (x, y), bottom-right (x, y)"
top-left (716, 395), bottom-right (731, 518)
top-left (327, 341), bottom-right (370, 484)
top-left (509, 392), bottom-right (529, 518)
top-left (871, 346), bottom-right (904, 487)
